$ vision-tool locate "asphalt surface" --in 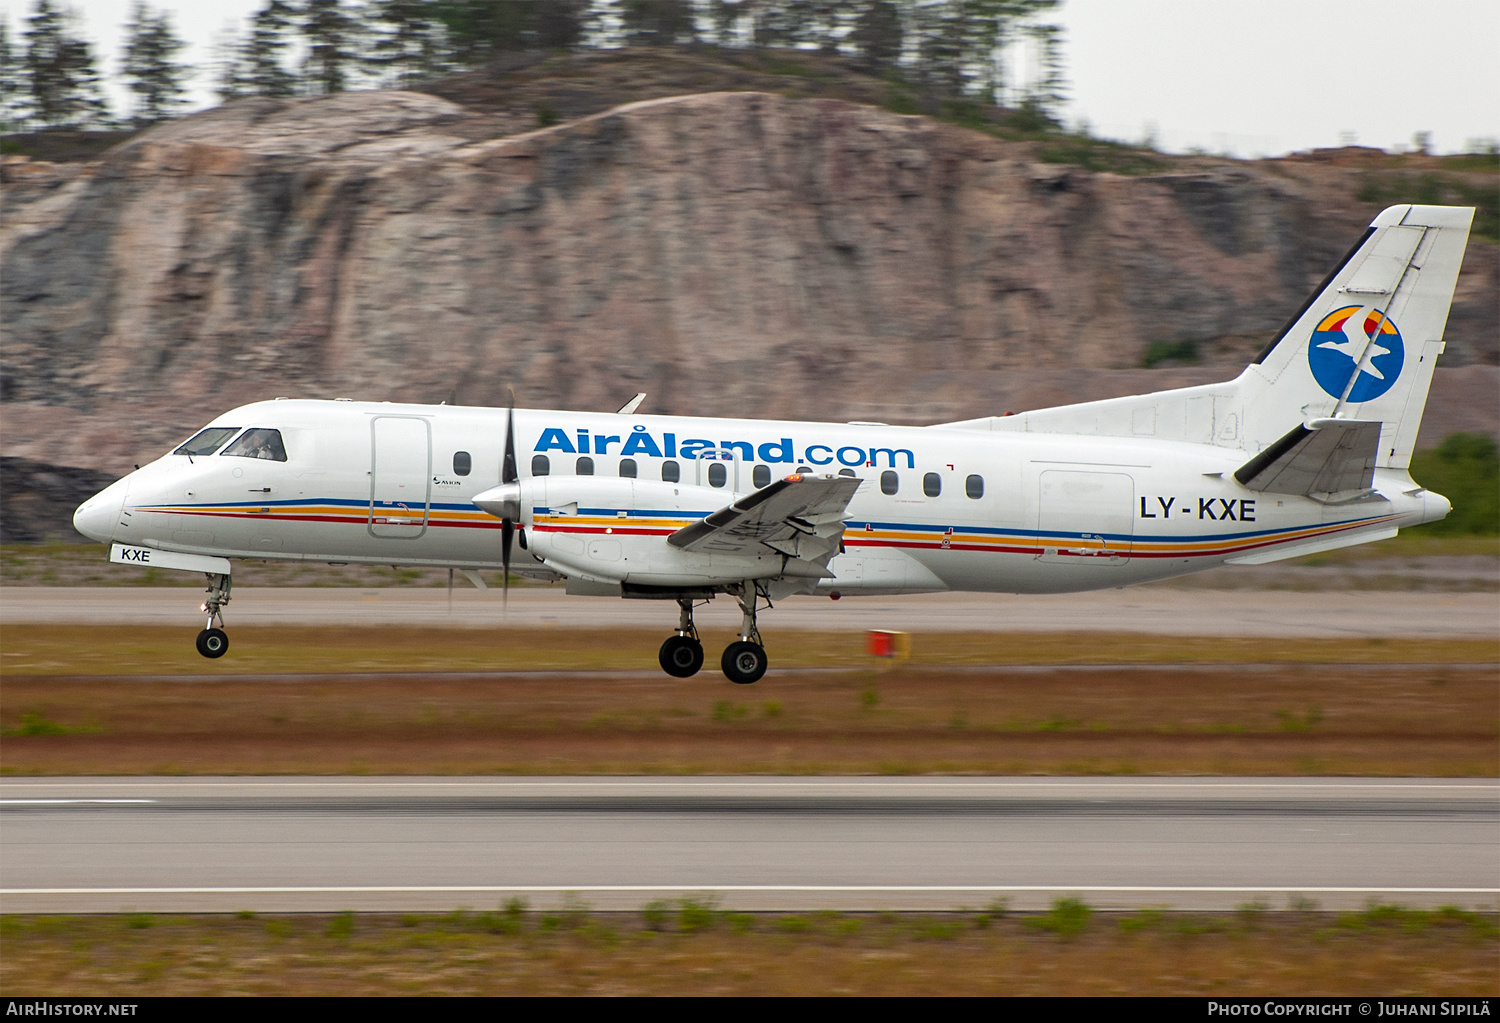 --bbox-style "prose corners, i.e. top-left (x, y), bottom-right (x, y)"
top-left (3, 586), bottom-right (1497, 636)
top-left (3, 777), bottom-right (1496, 913)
